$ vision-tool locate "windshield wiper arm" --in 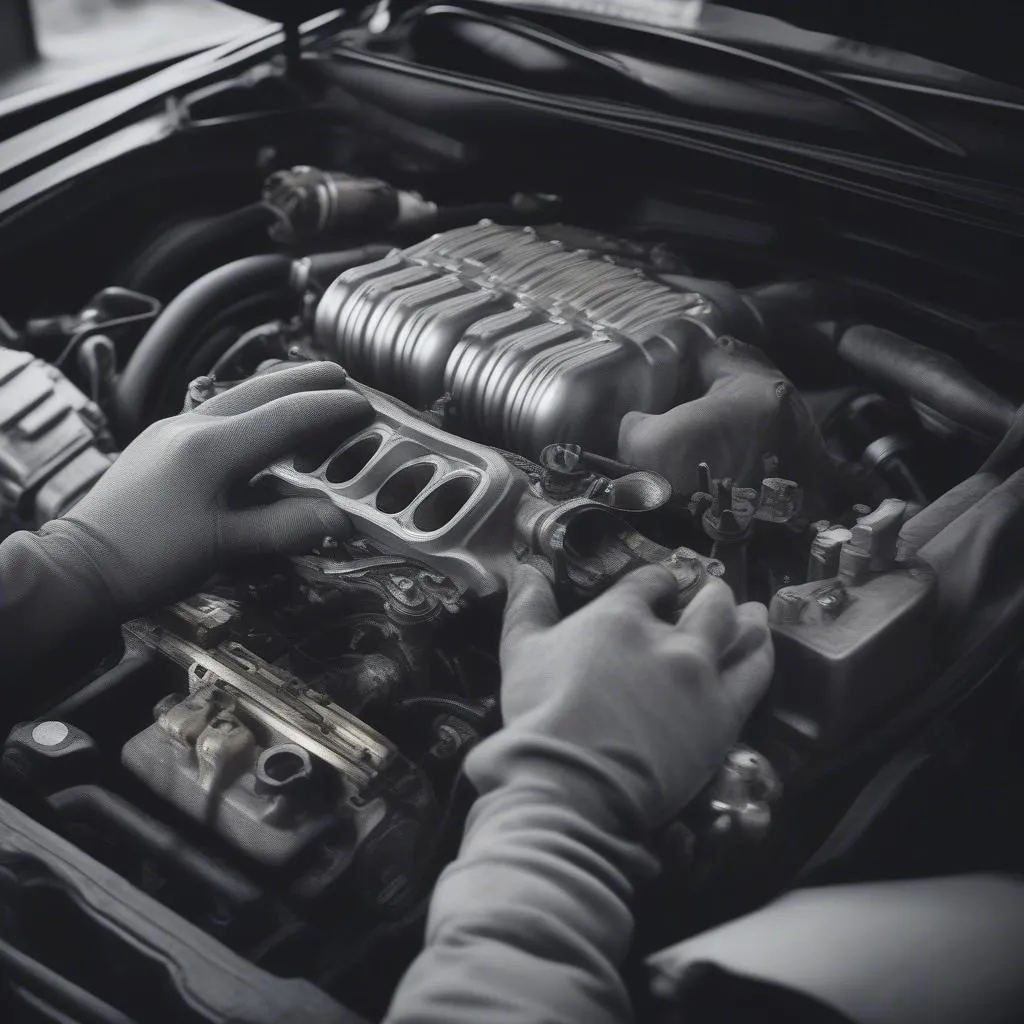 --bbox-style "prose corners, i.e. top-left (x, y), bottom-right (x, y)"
top-left (423, 3), bottom-right (966, 157)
